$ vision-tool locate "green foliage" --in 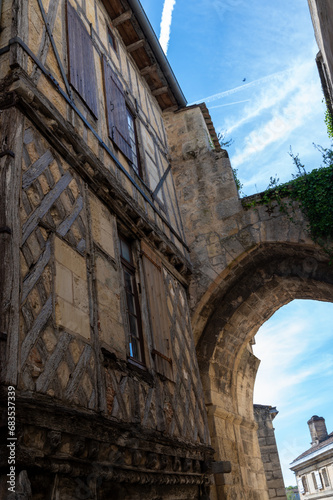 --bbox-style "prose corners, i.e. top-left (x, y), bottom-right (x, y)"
top-left (243, 144), bottom-right (333, 258)
top-left (217, 131), bottom-right (244, 195)
top-left (232, 167), bottom-right (243, 193)
top-left (324, 107), bottom-right (333, 139)
top-left (286, 487), bottom-right (299, 500)
top-left (288, 147), bottom-right (333, 242)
